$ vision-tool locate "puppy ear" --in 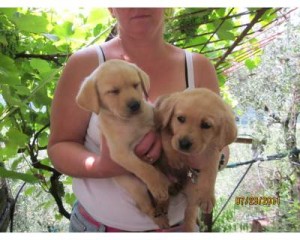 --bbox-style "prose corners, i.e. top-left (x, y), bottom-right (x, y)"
top-left (154, 93), bottom-right (178, 129)
top-left (135, 66), bottom-right (150, 98)
top-left (76, 74), bottom-right (100, 114)
top-left (217, 108), bottom-right (237, 150)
